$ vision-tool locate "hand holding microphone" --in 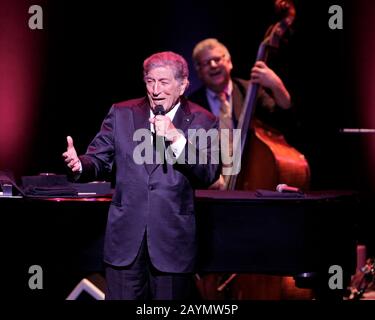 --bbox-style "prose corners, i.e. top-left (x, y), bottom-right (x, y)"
top-left (149, 105), bottom-right (182, 143)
